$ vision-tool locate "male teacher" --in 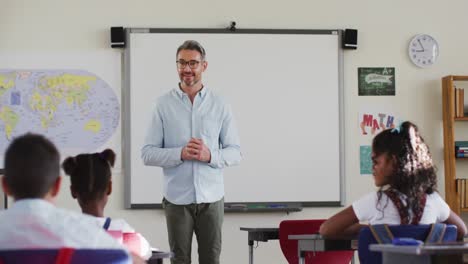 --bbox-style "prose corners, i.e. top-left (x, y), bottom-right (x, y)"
top-left (141, 40), bottom-right (241, 264)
